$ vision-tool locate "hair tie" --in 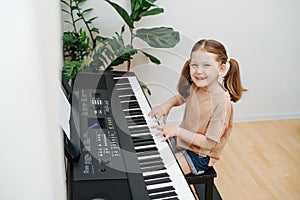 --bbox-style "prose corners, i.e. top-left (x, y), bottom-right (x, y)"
top-left (227, 57), bottom-right (231, 63)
